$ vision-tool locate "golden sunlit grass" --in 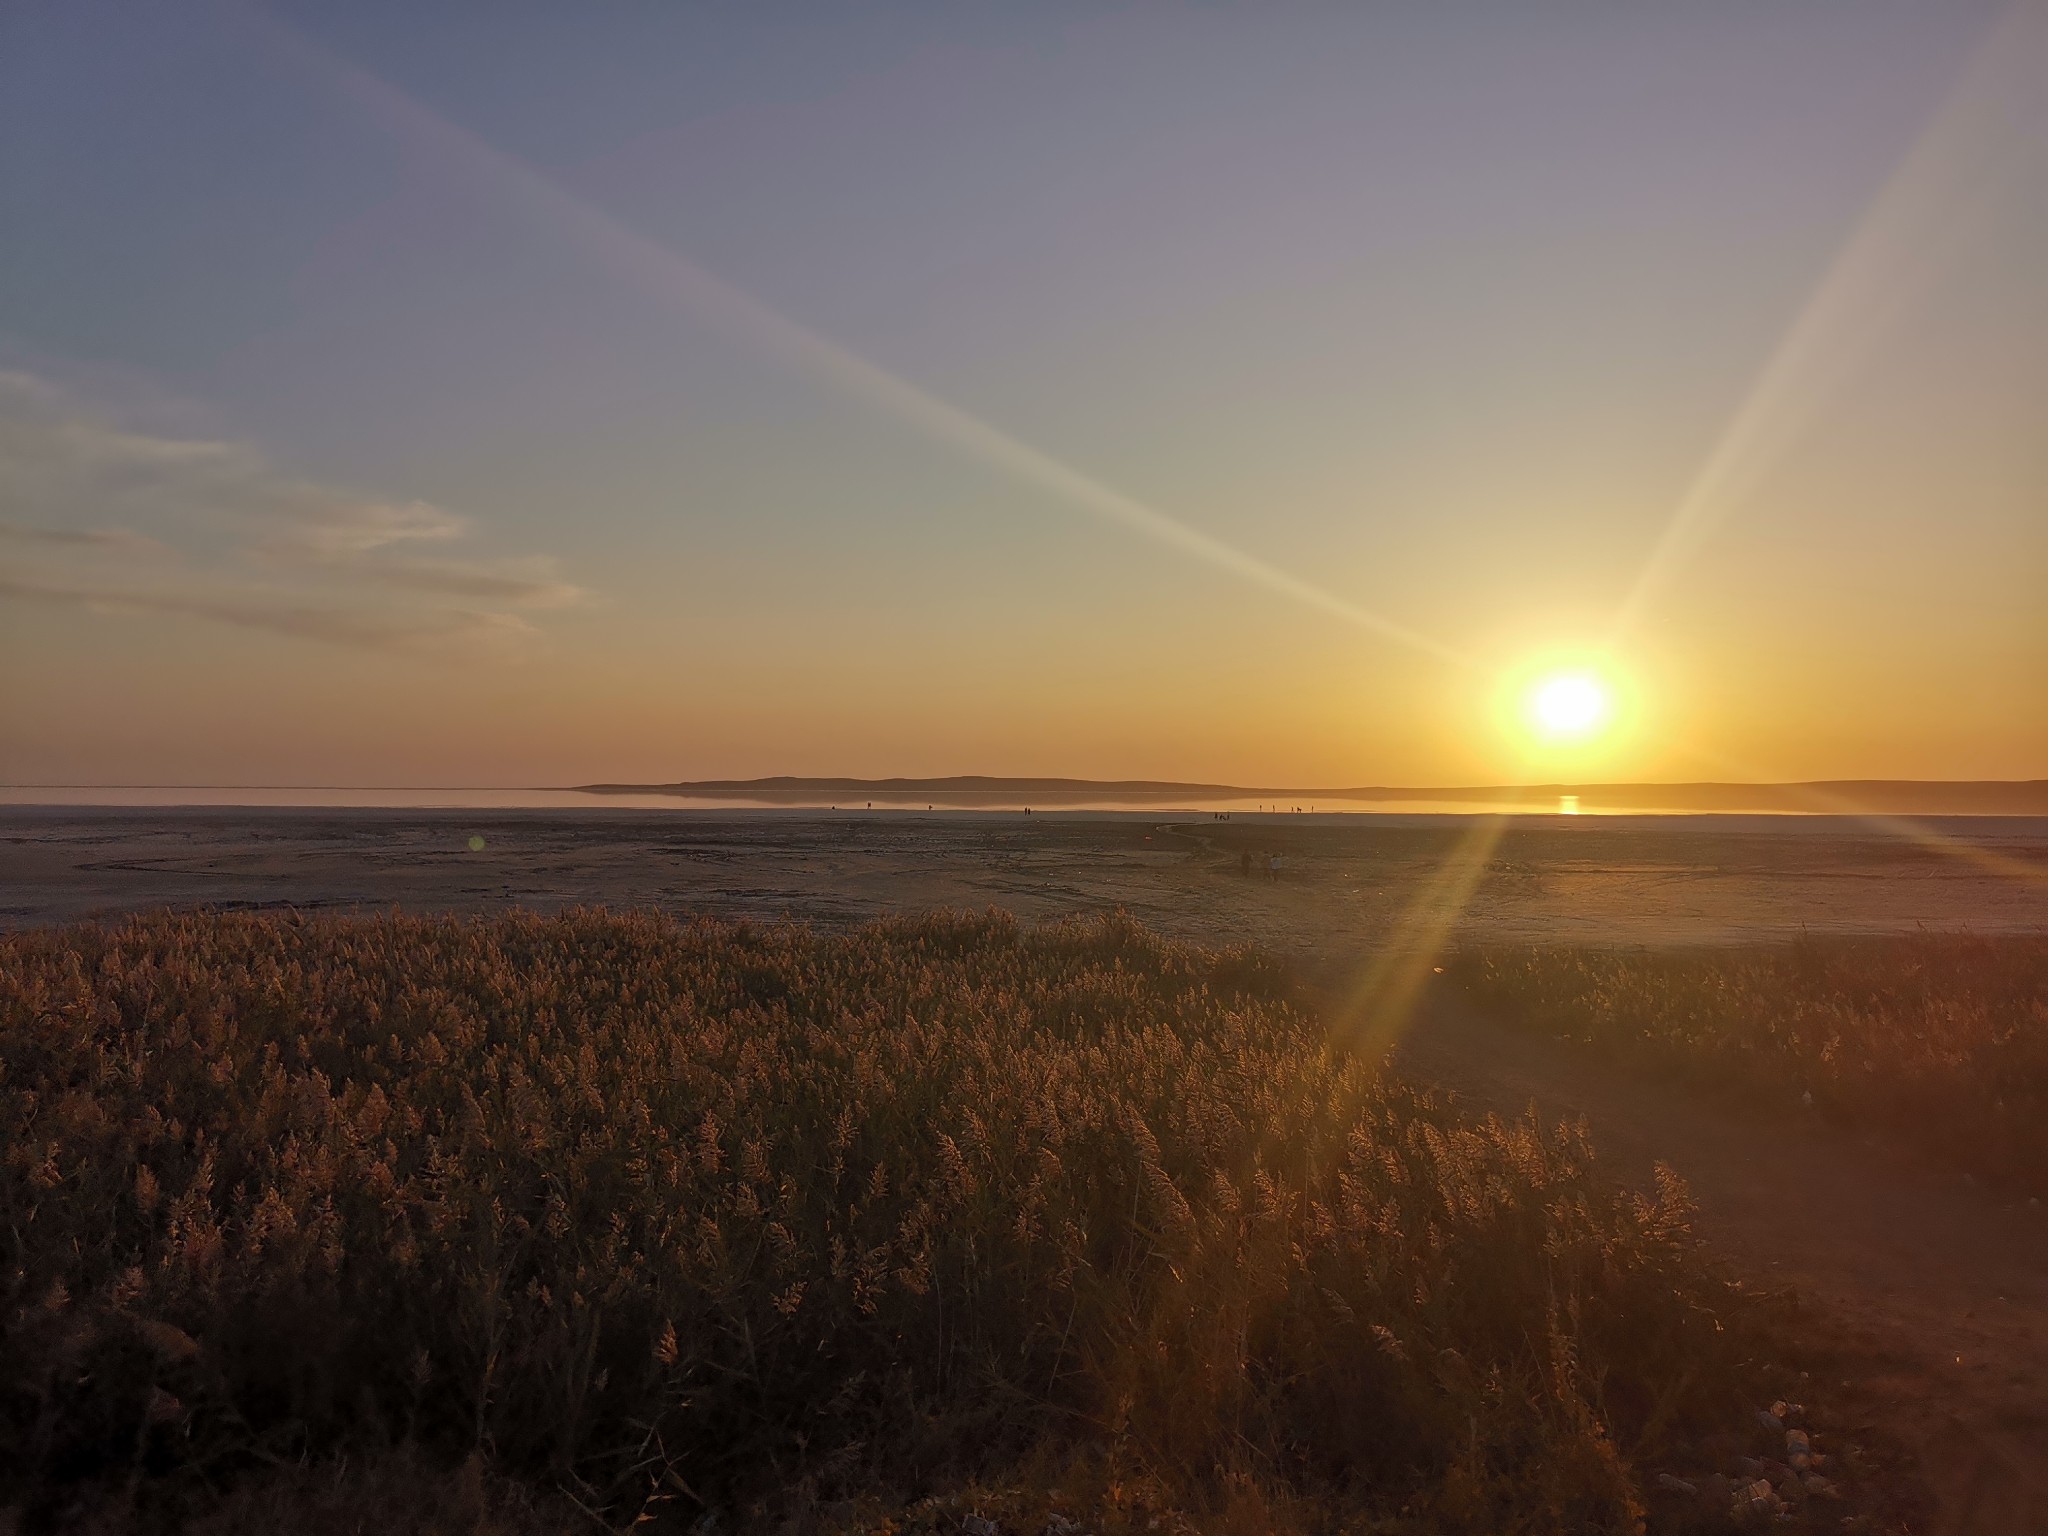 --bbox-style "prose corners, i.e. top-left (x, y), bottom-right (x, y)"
top-left (1453, 934), bottom-right (2048, 1194)
top-left (0, 909), bottom-right (1768, 1533)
